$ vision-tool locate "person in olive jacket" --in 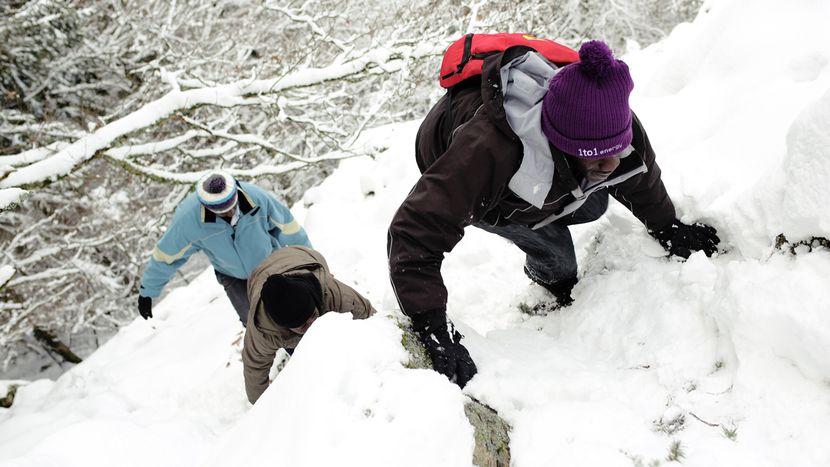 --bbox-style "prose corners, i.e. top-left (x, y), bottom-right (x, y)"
top-left (387, 40), bottom-right (719, 389)
top-left (242, 246), bottom-right (376, 404)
